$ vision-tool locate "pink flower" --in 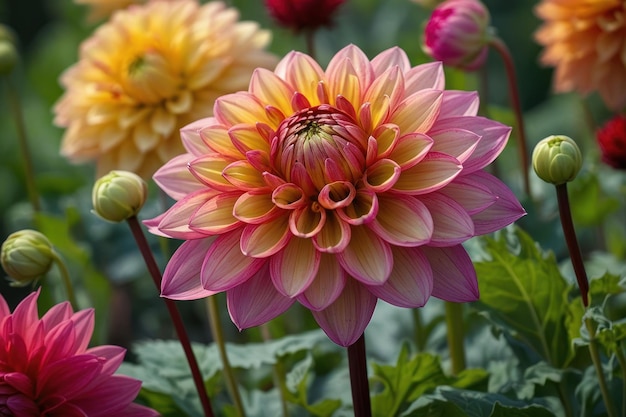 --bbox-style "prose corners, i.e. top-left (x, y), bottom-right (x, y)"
top-left (597, 114), bottom-right (626, 170)
top-left (422, 0), bottom-right (492, 71)
top-left (0, 290), bottom-right (158, 416)
top-left (147, 45), bottom-right (525, 346)
top-left (264, 0), bottom-right (346, 33)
